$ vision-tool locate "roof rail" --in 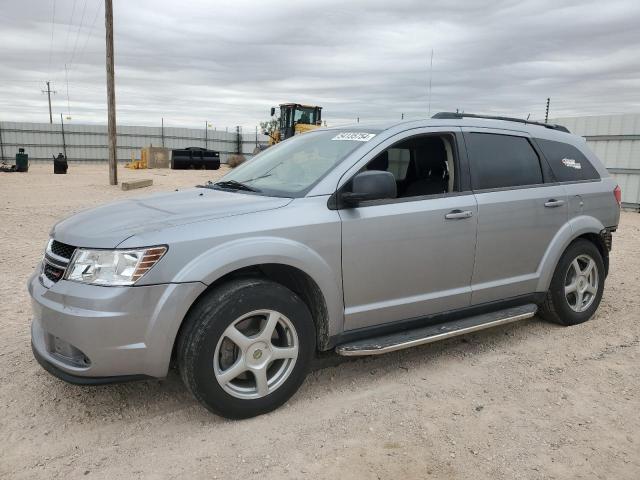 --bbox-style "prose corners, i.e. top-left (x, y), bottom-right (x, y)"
top-left (432, 112), bottom-right (570, 133)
